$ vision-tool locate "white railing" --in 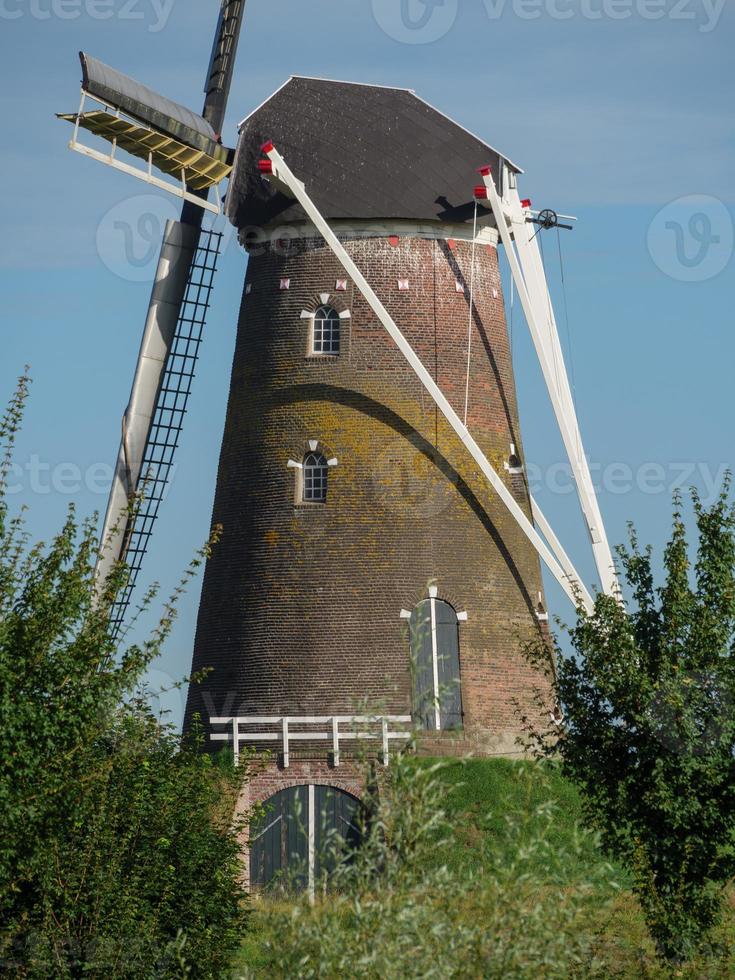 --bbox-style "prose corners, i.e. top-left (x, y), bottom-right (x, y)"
top-left (209, 715), bottom-right (412, 767)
